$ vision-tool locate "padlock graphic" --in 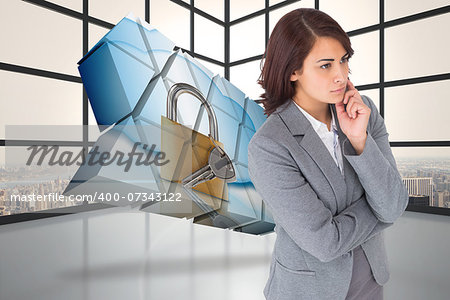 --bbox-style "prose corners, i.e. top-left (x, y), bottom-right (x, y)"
top-left (161, 83), bottom-right (236, 216)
